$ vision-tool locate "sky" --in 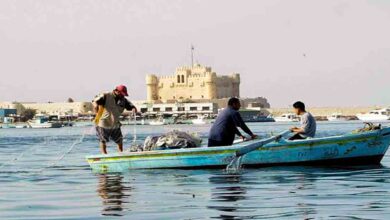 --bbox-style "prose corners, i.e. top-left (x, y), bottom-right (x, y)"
top-left (0, 0), bottom-right (389, 107)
